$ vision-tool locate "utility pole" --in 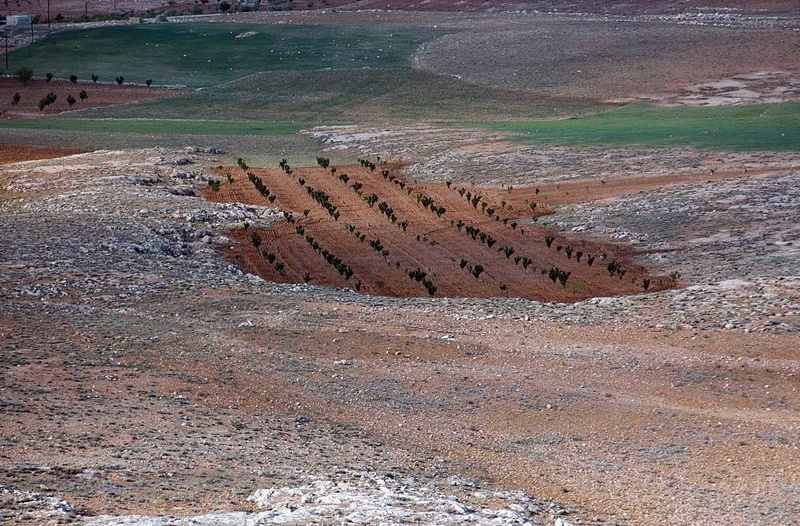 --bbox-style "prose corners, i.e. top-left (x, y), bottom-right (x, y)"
top-left (3, 0), bottom-right (8, 70)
